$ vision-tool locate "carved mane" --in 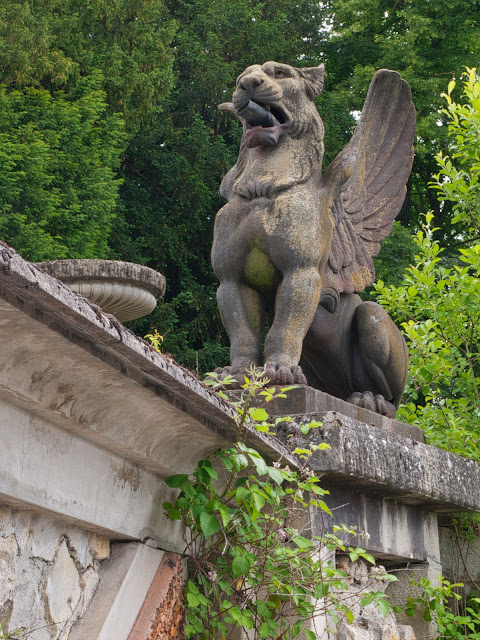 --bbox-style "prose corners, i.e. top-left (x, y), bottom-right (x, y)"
top-left (232, 119), bottom-right (324, 200)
